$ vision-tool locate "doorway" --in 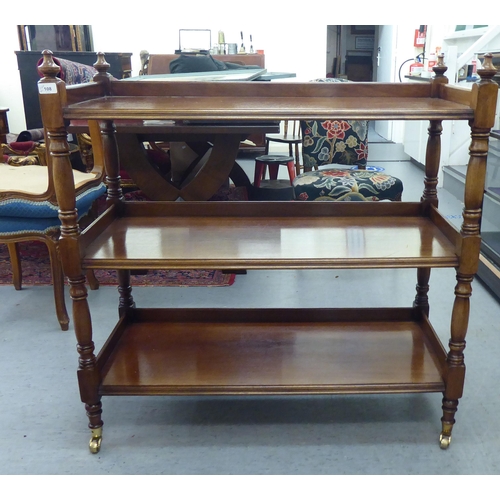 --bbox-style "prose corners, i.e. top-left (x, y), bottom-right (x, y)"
top-left (373, 25), bottom-right (396, 140)
top-left (326, 25), bottom-right (395, 141)
top-left (326, 25), bottom-right (376, 81)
